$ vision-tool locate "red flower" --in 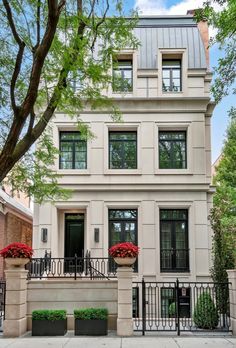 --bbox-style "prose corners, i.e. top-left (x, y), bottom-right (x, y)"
top-left (108, 242), bottom-right (139, 258)
top-left (0, 243), bottom-right (33, 259)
